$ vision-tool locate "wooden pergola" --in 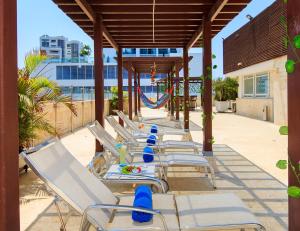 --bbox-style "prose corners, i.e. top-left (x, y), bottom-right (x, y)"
top-left (122, 56), bottom-right (192, 121)
top-left (1, 0), bottom-right (300, 230)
